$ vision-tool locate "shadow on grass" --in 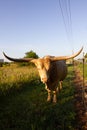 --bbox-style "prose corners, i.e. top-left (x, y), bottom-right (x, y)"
top-left (0, 68), bottom-right (76, 130)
